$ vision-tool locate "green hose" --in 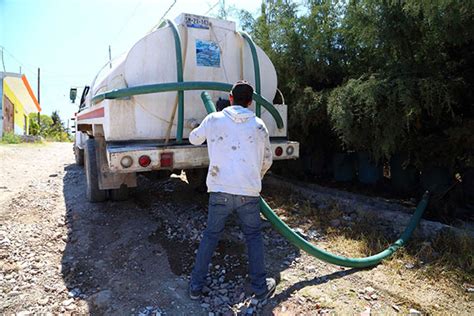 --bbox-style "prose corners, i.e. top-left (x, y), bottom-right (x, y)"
top-left (240, 32), bottom-right (262, 117)
top-left (260, 193), bottom-right (429, 268)
top-left (200, 91), bottom-right (217, 113)
top-left (161, 19), bottom-right (184, 143)
top-left (199, 93), bottom-right (430, 268)
top-left (91, 81), bottom-right (284, 129)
